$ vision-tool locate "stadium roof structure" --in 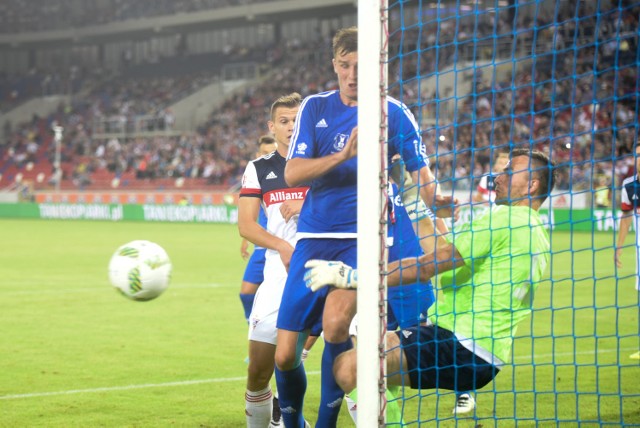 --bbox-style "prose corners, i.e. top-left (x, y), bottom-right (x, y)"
top-left (0, 0), bottom-right (356, 49)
